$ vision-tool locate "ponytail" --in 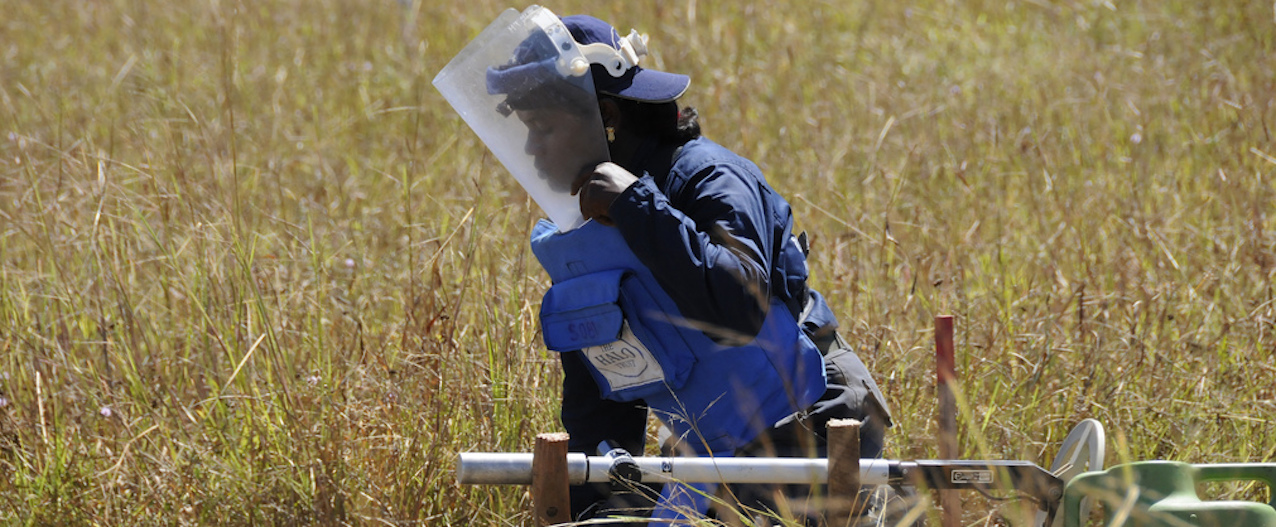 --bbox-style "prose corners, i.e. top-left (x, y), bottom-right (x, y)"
top-left (602, 96), bottom-right (702, 145)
